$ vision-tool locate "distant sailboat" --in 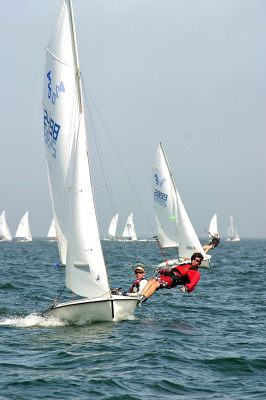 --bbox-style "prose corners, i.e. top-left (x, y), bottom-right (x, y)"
top-left (226, 215), bottom-right (240, 242)
top-left (0, 211), bottom-right (12, 241)
top-left (42, 0), bottom-right (137, 322)
top-left (153, 143), bottom-right (210, 268)
top-left (15, 211), bottom-right (32, 242)
top-left (121, 213), bottom-right (137, 241)
top-left (108, 213), bottom-right (119, 240)
top-left (47, 218), bottom-right (57, 241)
